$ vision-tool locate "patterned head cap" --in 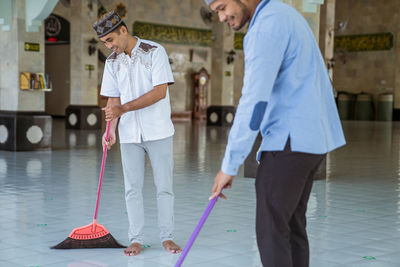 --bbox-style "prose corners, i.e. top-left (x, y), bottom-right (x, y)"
top-left (92, 10), bottom-right (124, 38)
top-left (204, 0), bottom-right (216, 5)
